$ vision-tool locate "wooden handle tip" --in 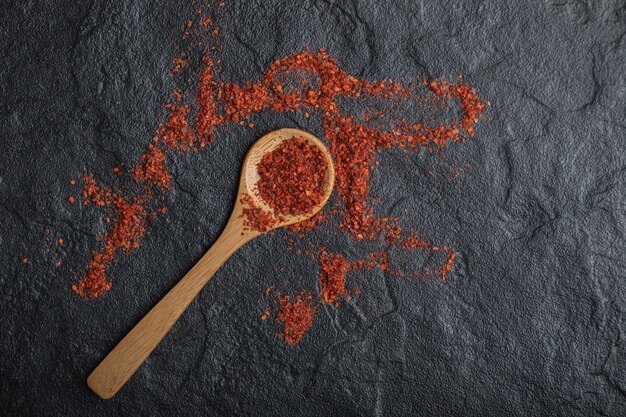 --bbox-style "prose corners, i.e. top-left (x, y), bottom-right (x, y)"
top-left (87, 371), bottom-right (116, 400)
